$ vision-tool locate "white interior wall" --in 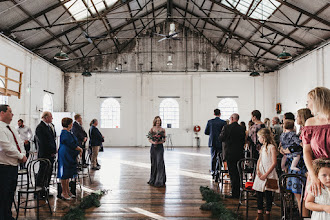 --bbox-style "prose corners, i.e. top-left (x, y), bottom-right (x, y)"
top-left (0, 35), bottom-right (64, 132)
top-left (65, 72), bottom-right (277, 147)
top-left (277, 43), bottom-right (330, 115)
